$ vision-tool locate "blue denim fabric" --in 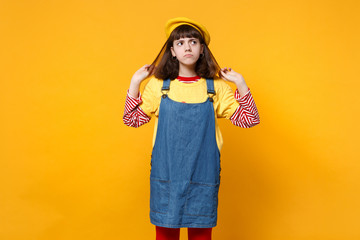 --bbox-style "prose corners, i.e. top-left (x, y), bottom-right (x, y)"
top-left (149, 78), bottom-right (221, 228)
